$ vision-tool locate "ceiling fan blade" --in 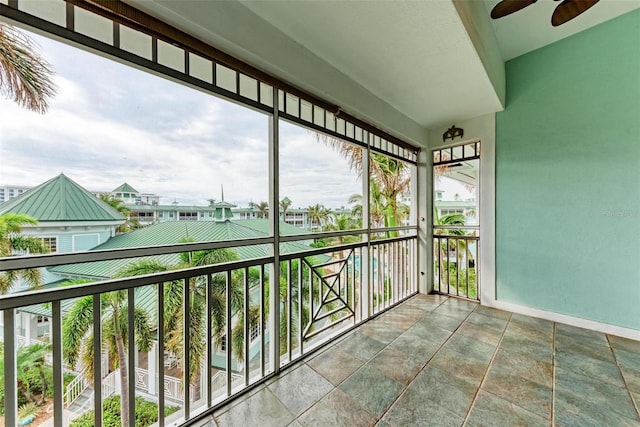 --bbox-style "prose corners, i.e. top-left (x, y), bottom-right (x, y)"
top-left (491, 0), bottom-right (538, 19)
top-left (552, 0), bottom-right (600, 26)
